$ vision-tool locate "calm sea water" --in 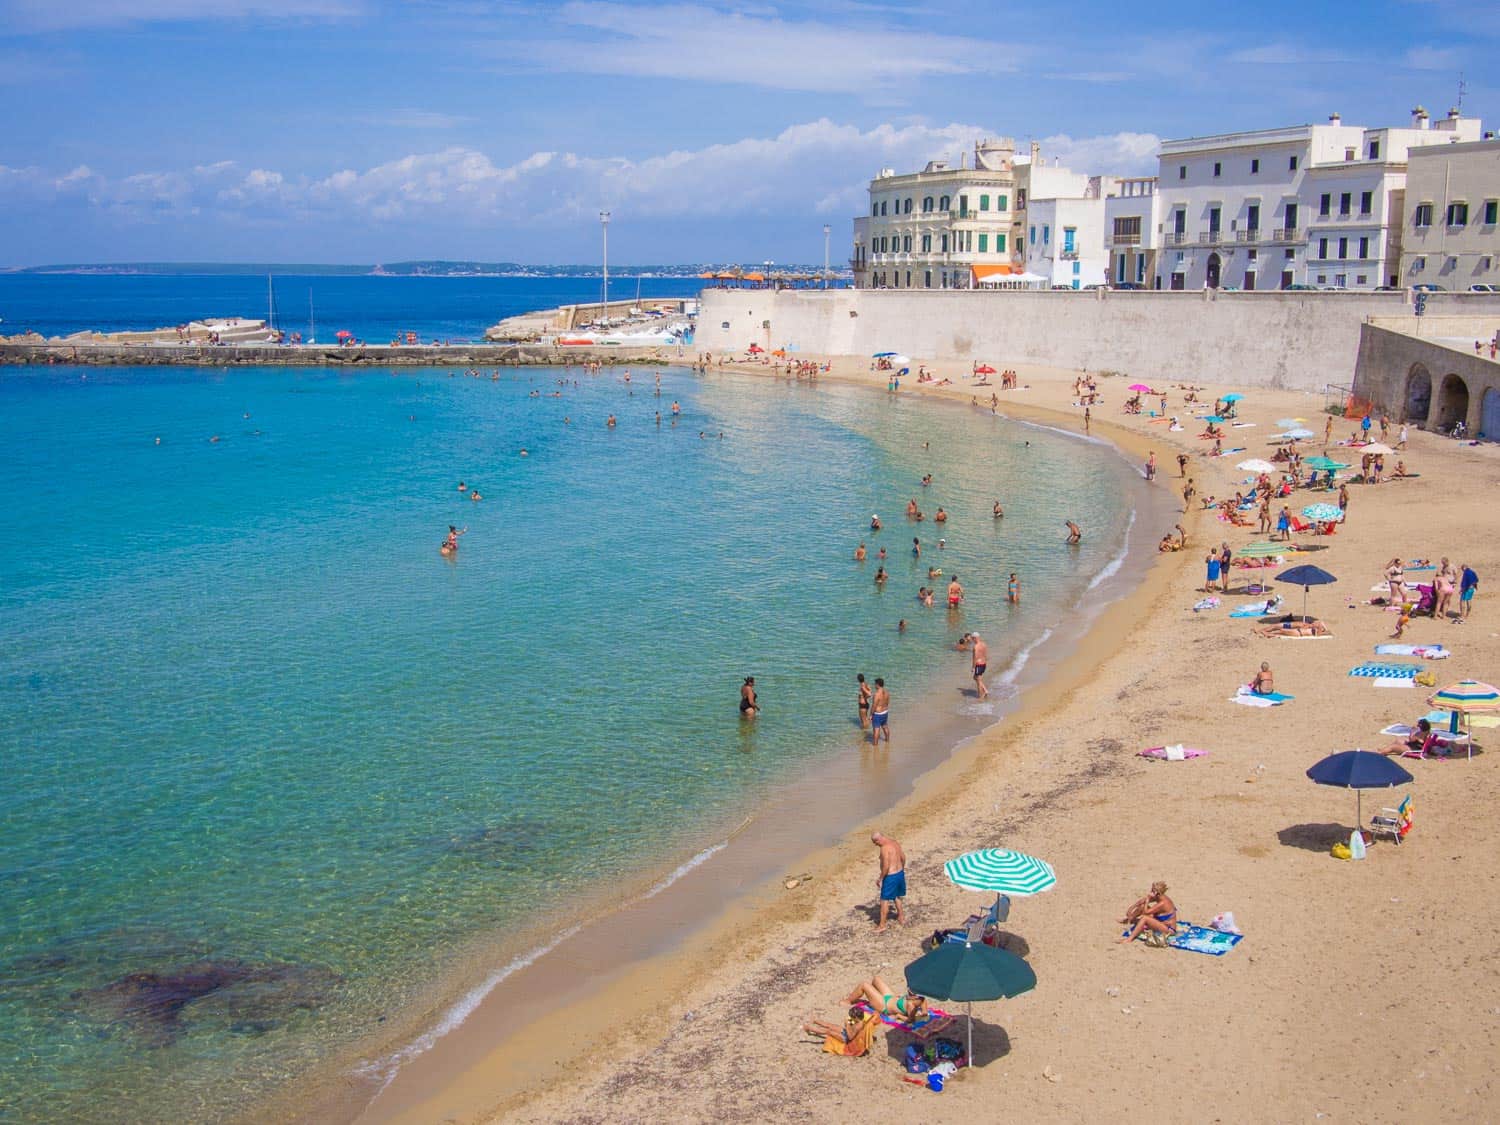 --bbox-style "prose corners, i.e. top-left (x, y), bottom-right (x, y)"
top-left (0, 358), bottom-right (1149, 1122)
top-left (0, 274), bottom-right (710, 344)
